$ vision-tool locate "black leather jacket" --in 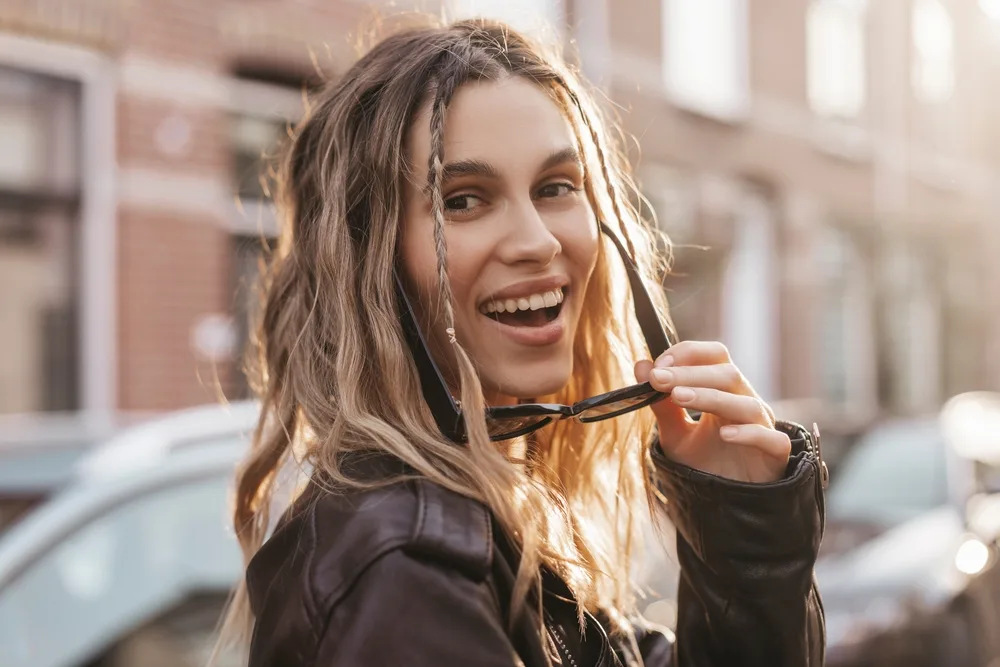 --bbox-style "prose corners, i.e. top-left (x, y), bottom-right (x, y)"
top-left (245, 421), bottom-right (827, 666)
